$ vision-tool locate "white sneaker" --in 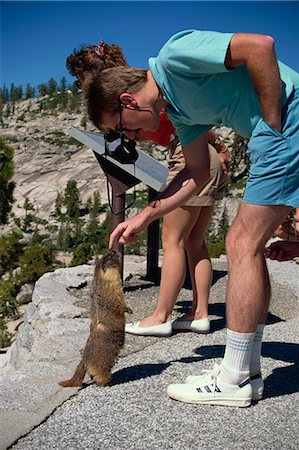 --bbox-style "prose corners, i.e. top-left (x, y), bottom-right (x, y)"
top-left (186, 370), bottom-right (264, 401)
top-left (125, 321), bottom-right (172, 336)
top-left (172, 318), bottom-right (210, 333)
top-left (167, 363), bottom-right (252, 407)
